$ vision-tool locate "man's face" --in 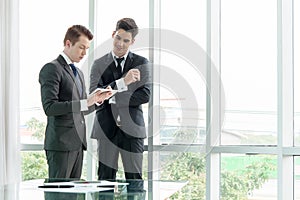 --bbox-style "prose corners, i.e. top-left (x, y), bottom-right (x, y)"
top-left (65, 35), bottom-right (90, 63)
top-left (112, 29), bottom-right (135, 57)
